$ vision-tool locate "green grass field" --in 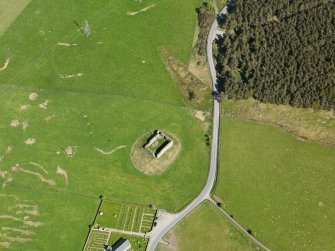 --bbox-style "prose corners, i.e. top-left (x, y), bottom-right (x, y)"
top-left (217, 116), bottom-right (335, 250)
top-left (0, 0), bottom-right (209, 250)
top-left (158, 202), bottom-right (256, 251)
